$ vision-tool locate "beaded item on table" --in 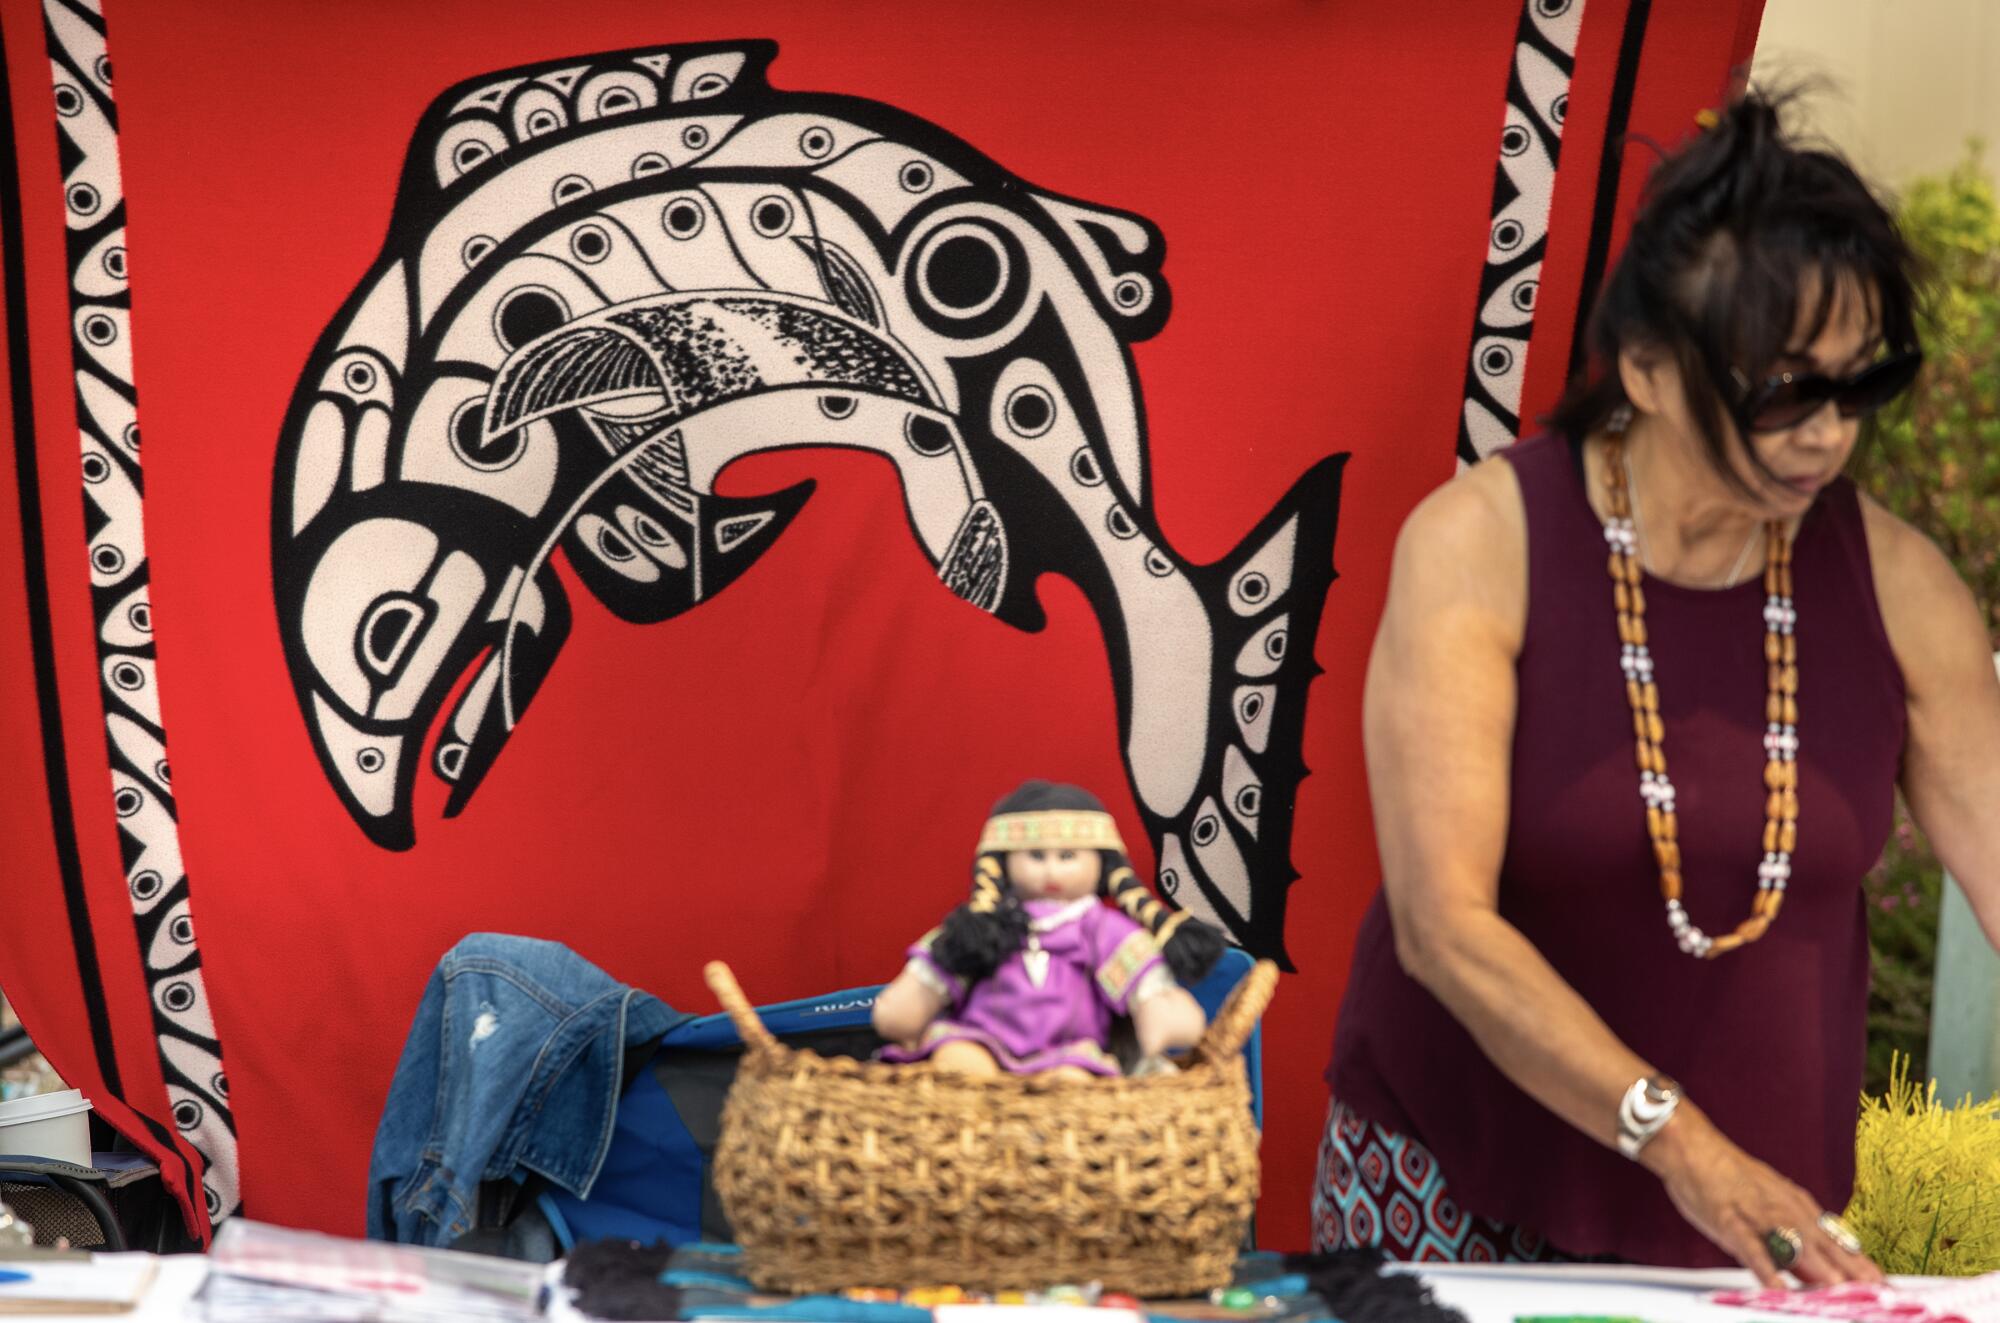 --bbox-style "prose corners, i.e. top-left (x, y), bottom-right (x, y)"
top-left (1603, 437), bottom-right (1797, 959)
